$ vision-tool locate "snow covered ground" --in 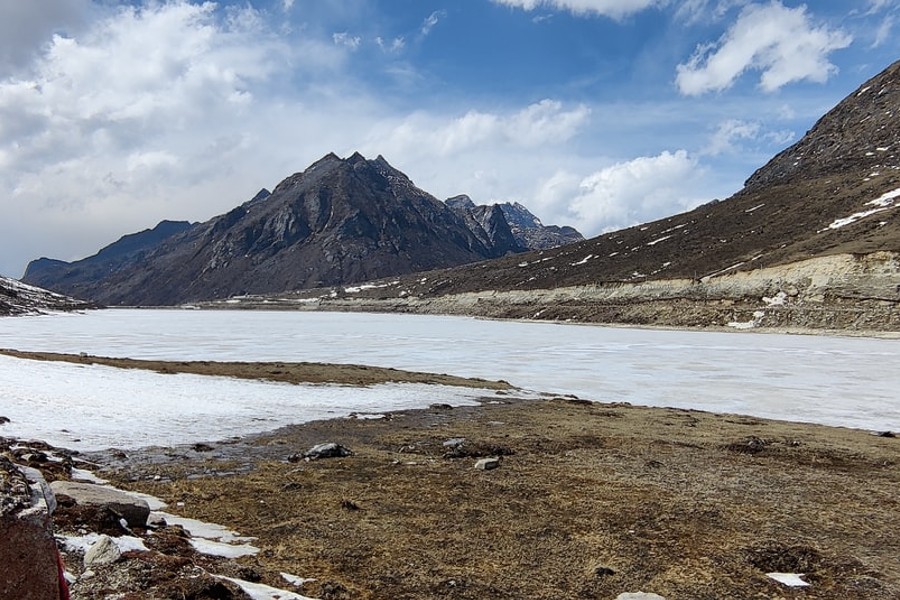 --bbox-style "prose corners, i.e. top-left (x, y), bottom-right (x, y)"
top-left (1, 310), bottom-right (898, 450)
